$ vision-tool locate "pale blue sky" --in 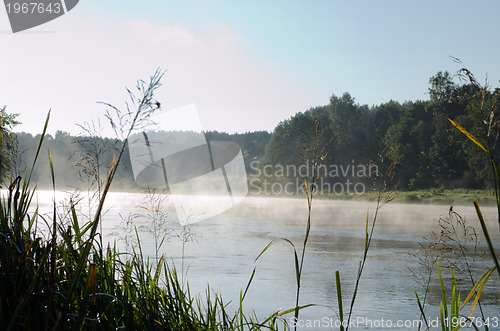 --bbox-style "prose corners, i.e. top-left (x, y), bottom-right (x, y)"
top-left (1, 1), bottom-right (500, 135)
